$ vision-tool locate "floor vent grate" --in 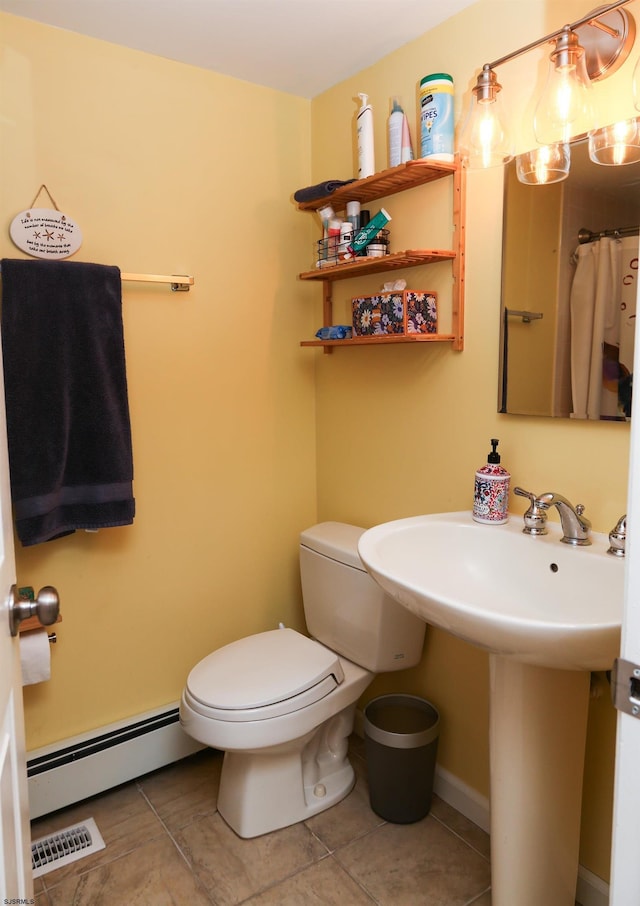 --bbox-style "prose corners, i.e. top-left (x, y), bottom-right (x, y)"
top-left (31, 817), bottom-right (105, 877)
